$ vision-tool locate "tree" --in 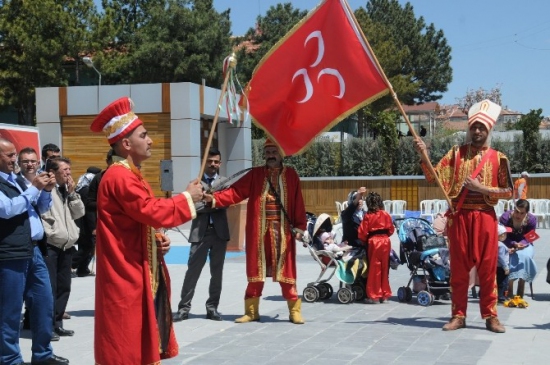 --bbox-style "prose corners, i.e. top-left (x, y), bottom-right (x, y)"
top-left (0, 1), bottom-right (67, 124)
top-left (233, 3), bottom-right (308, 83)
top-left (358, 0), bottom-right (453, 105)
top-left (515, 108), bottom-right (543, 171)
top-left (456, 85), bottom-right (502, 114)
top-left (97, 0), bottom-right (231, 86)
